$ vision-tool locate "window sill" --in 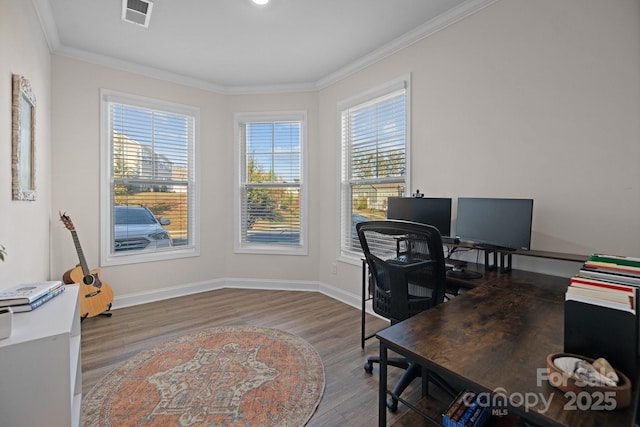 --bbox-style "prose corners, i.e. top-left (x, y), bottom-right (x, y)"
top-left (102, 245), bottom-right (199, 266)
